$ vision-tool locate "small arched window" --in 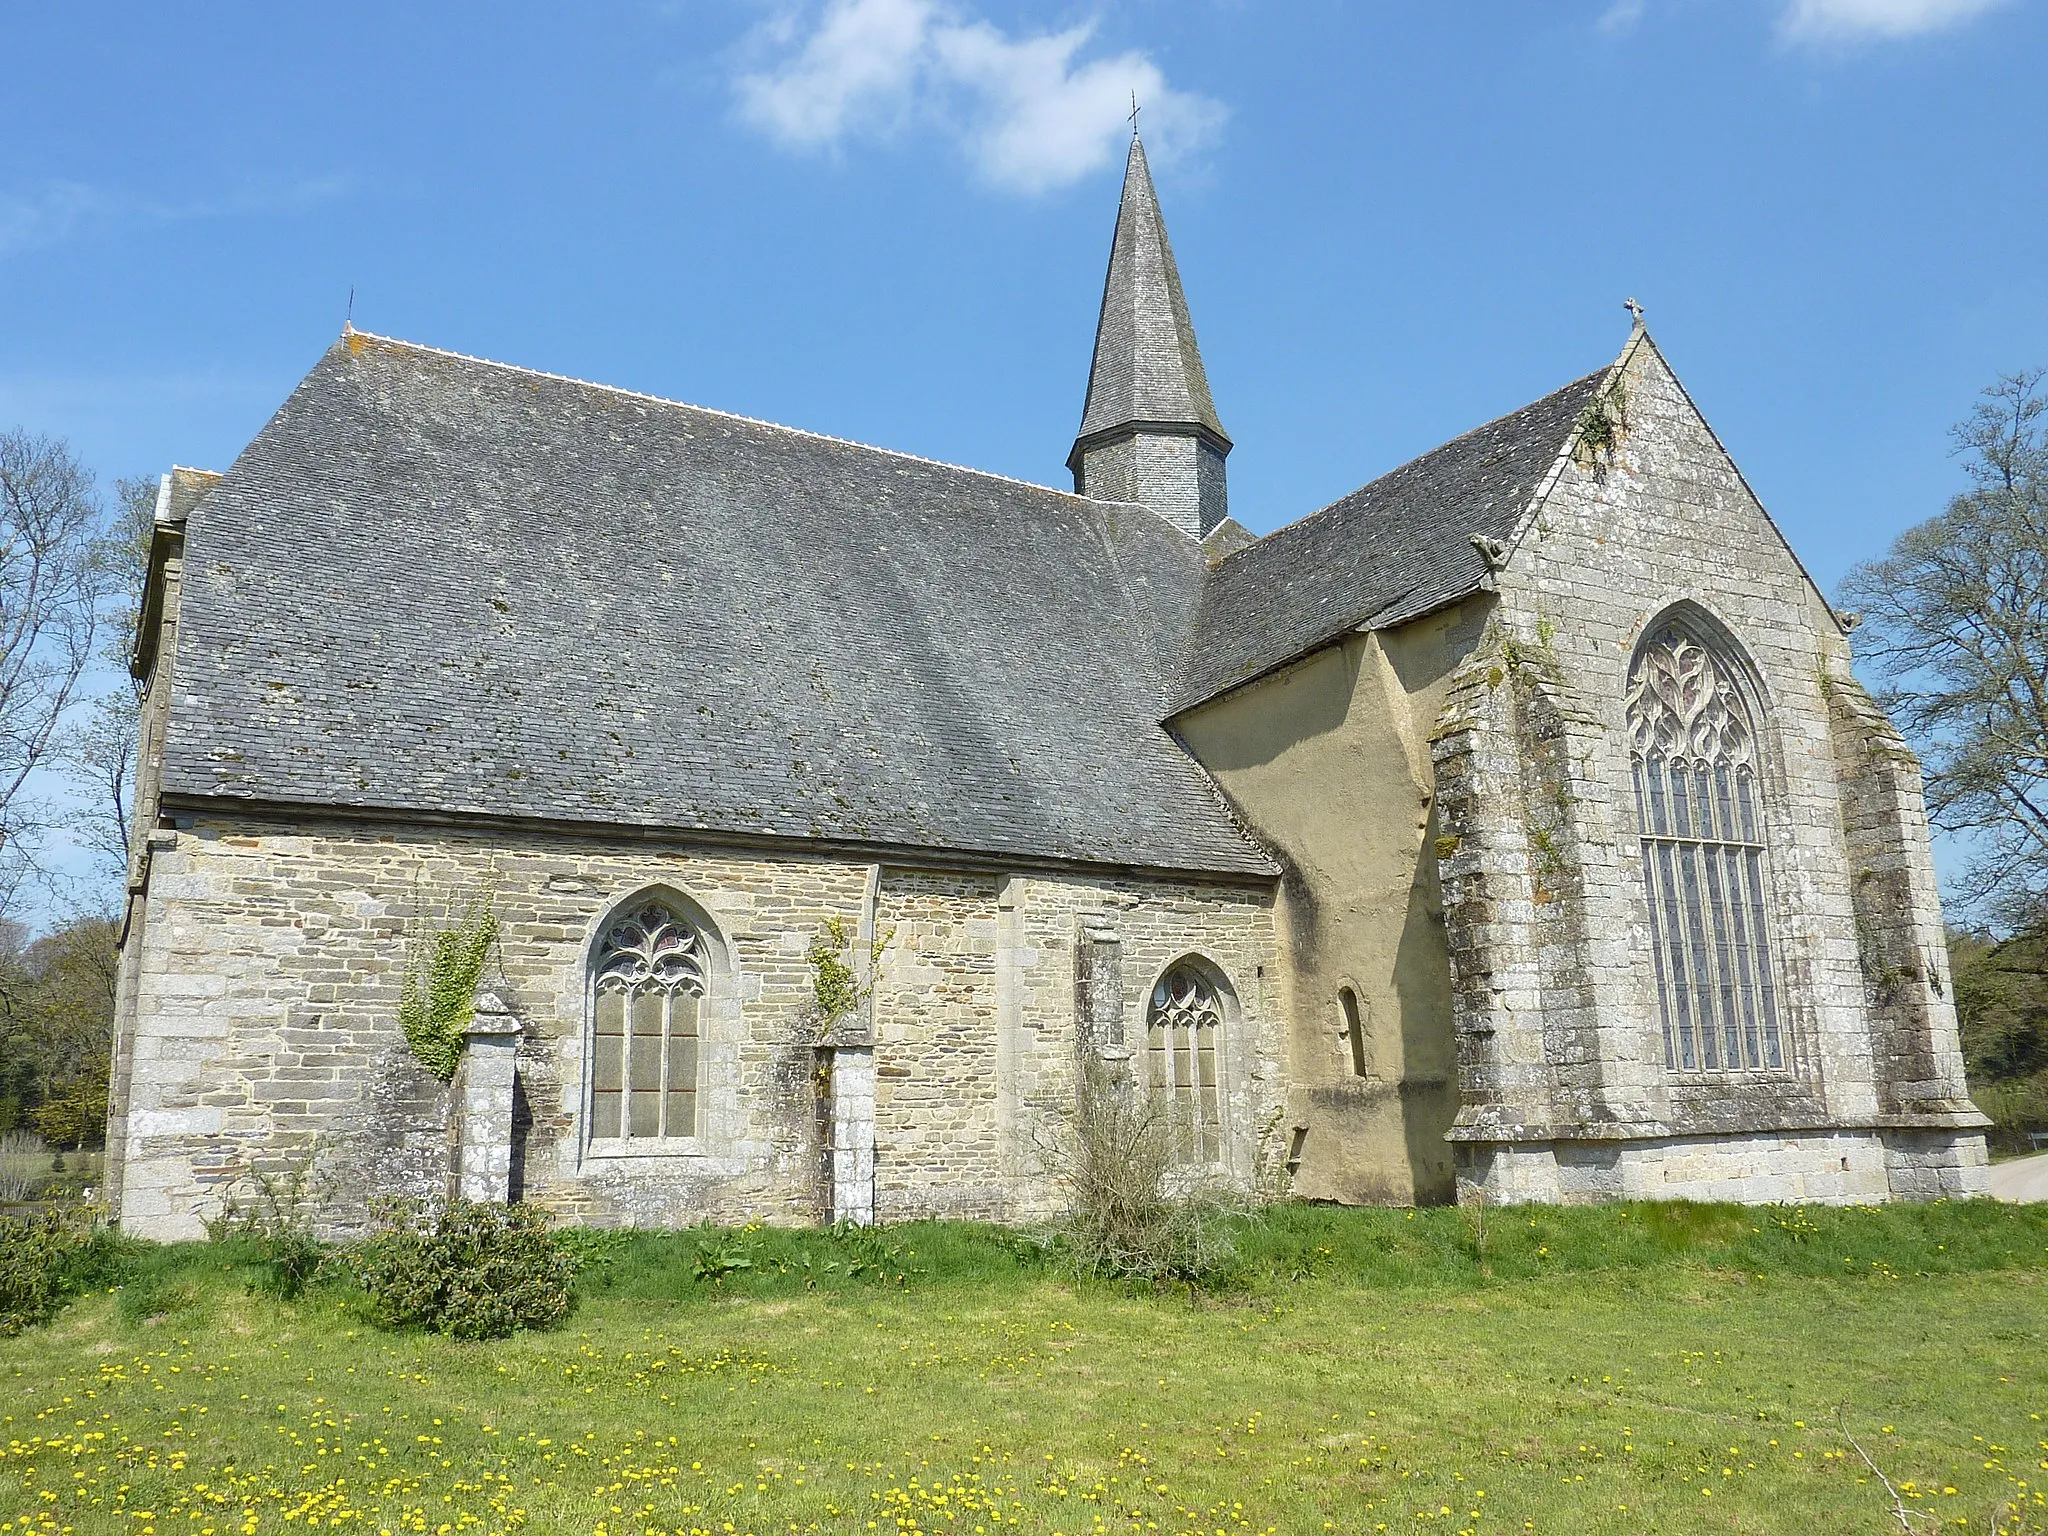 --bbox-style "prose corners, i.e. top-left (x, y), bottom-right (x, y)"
top-left (1626, 618), bottom-right (1785, 1073)
top-left (1146, 961), bottom-right (1228, 1163)
top-left (589, 898), bottom-right (707, 1141)
top-left (1339, 987), bottom-right (1368, 1078)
